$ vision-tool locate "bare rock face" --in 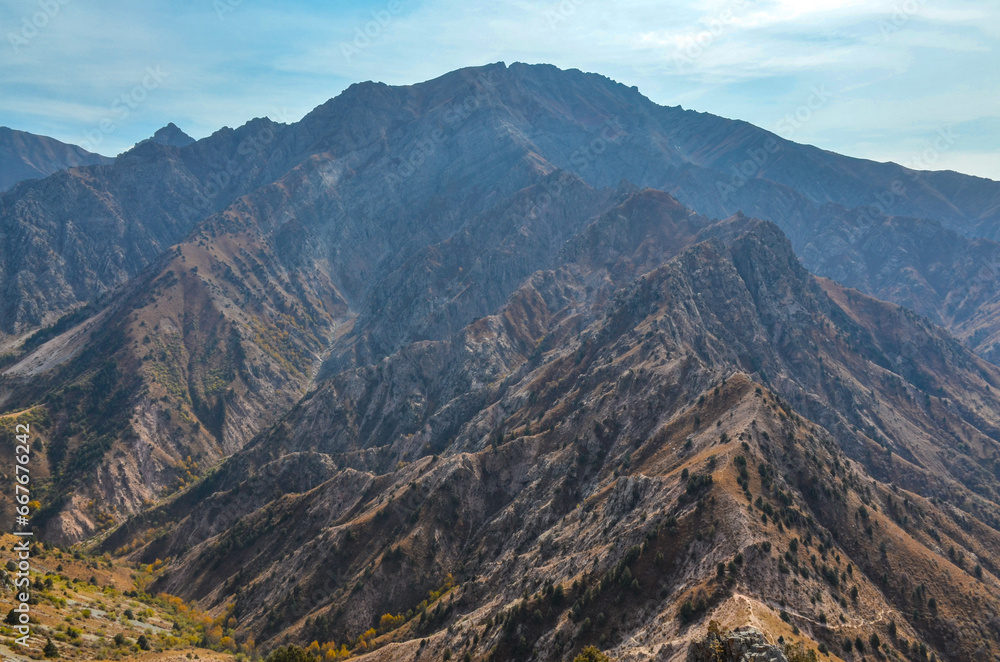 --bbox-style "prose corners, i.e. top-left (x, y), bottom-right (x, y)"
top-left (688, 628), bottom-right (787, 662)
top-left (0, 118), bottom-right (294, 334)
